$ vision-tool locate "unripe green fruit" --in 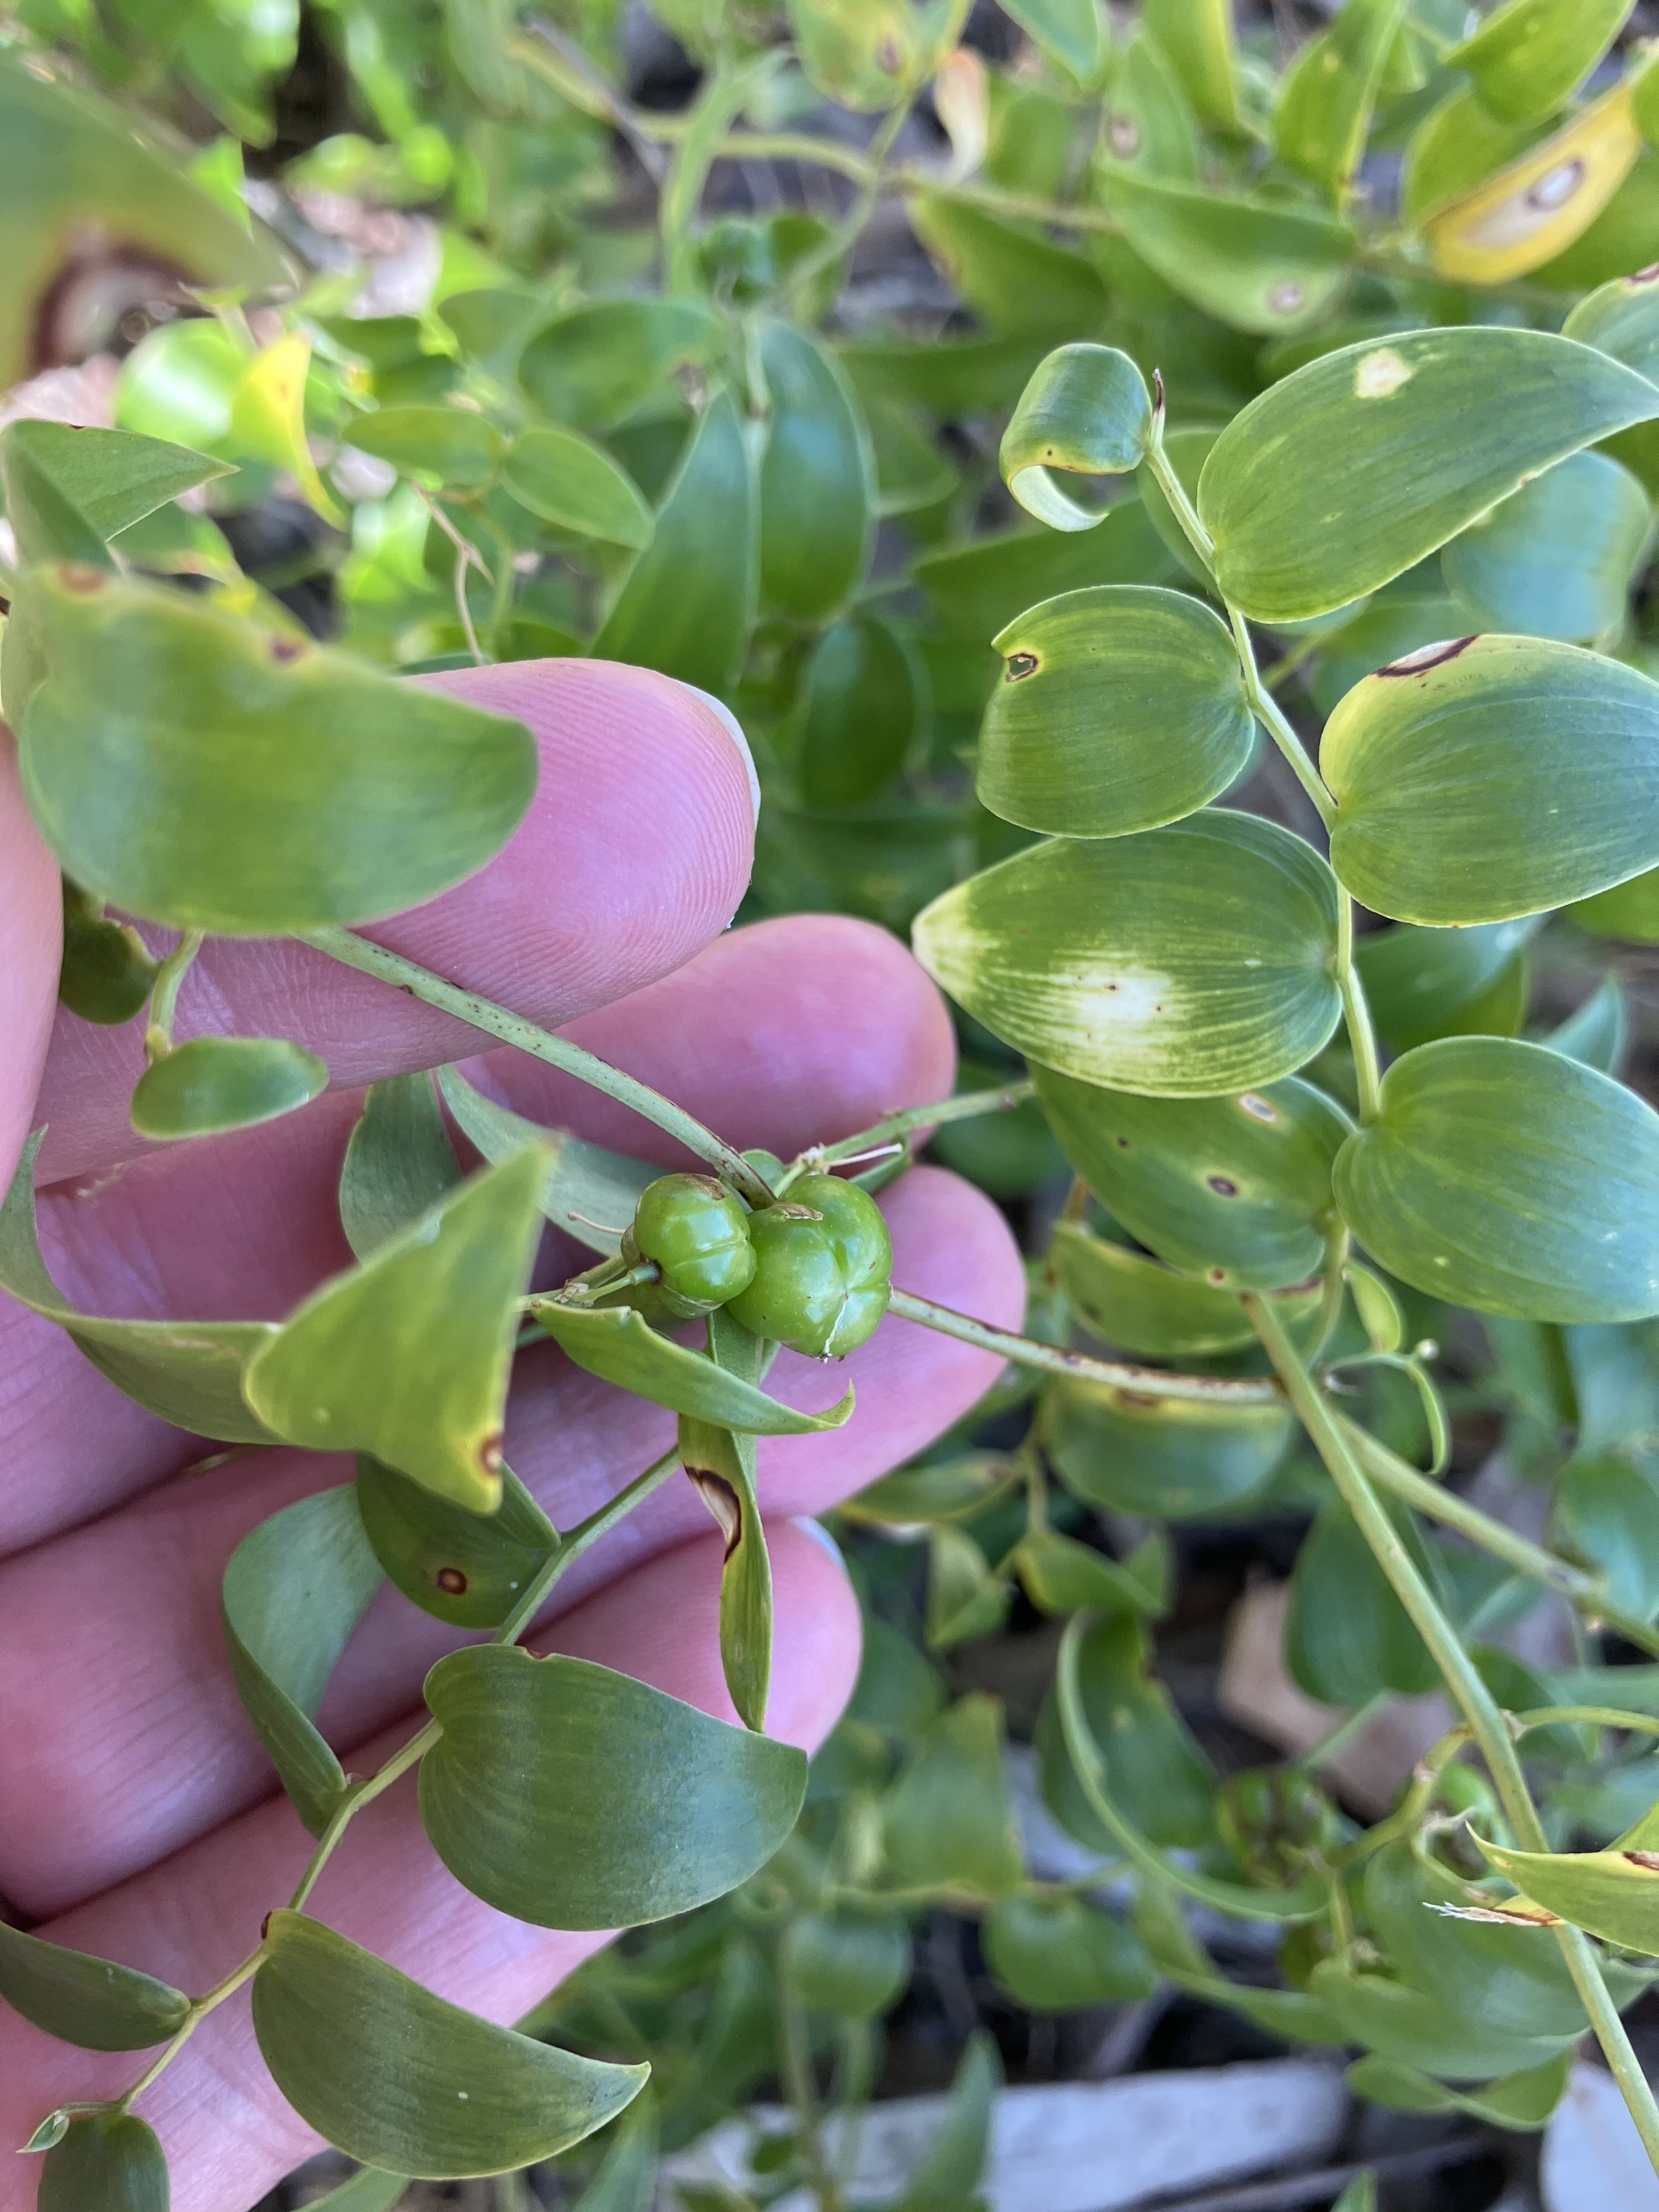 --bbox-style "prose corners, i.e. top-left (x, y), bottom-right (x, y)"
top-left (726, 1172), bottom-right (892, 1357)
top-left (624, 1173), bottom-right (755, 1319)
